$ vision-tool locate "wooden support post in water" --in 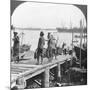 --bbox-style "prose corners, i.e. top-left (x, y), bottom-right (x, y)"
top-left (70, 58), bottom-right (73, 66)
top-left (54, 63), bottom-right (61, 83)
top-left (57, 63), bottom-right (61, 82)
top-left (41, 67), bottom-right (49, 88)
top-left (16, 77), bottom-right (26, 89)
